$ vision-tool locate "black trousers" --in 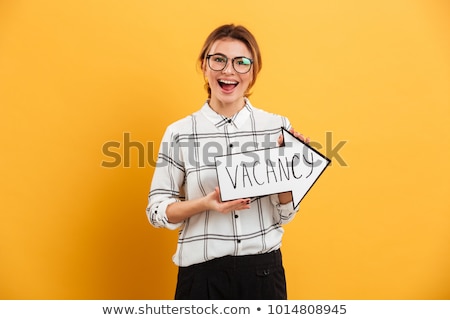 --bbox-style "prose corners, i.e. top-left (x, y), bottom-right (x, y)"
top-left (174, 249), bottom-right (287, 300)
